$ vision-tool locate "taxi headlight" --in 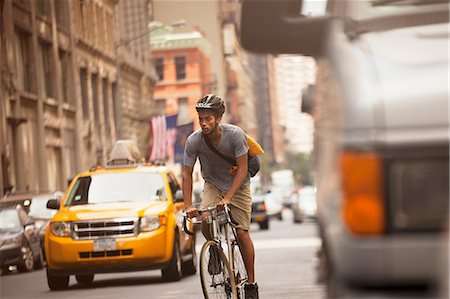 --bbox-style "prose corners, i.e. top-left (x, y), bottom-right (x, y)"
top-left (51, 222), bottom-right (71, 237)
top-left (139, 216), bottom-right (161, 232)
